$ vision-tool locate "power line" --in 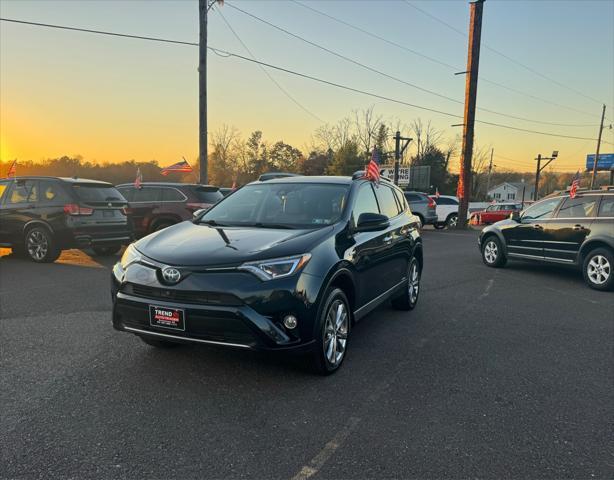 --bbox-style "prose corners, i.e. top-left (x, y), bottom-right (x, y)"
top-left (216, 8), bottom-right (323, 123)
top-left (1, 16), bottom-right (612, 147)
top-left (293, 0), bottom-right (604, 124)
top-left (403, 0), bottom-right (613, 116)
top-left (235, 2), bottom-right (602, 128)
